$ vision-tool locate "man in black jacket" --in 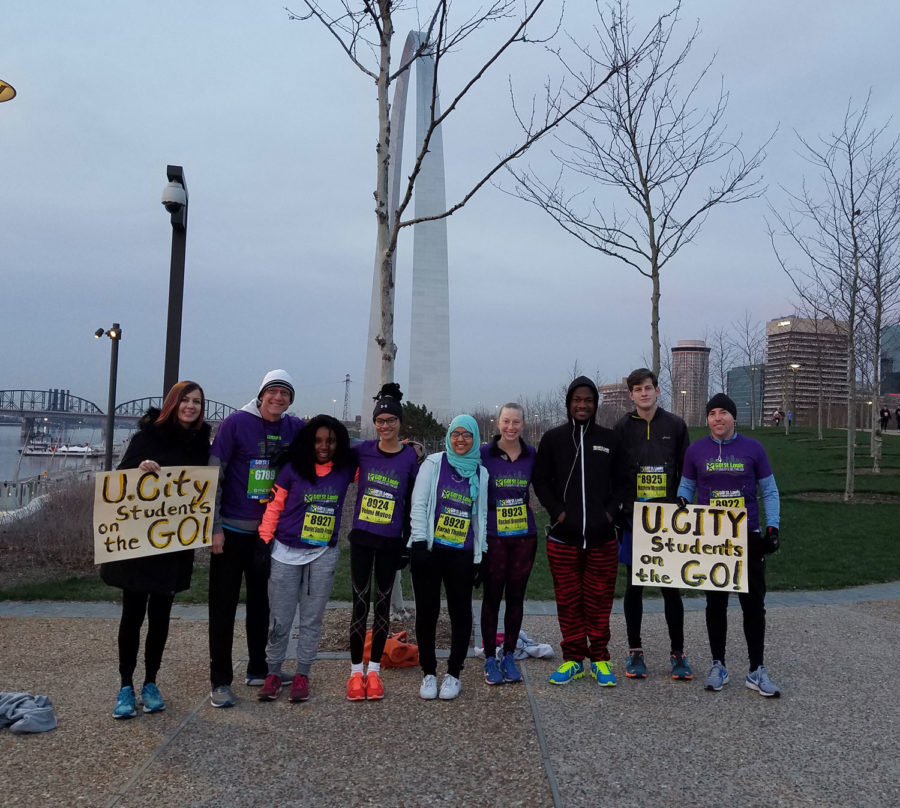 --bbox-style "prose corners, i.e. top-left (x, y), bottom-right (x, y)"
top-left (614, 368), bottom-right (692, 682)
top-left (533, 376), bottom-right (622, 686)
